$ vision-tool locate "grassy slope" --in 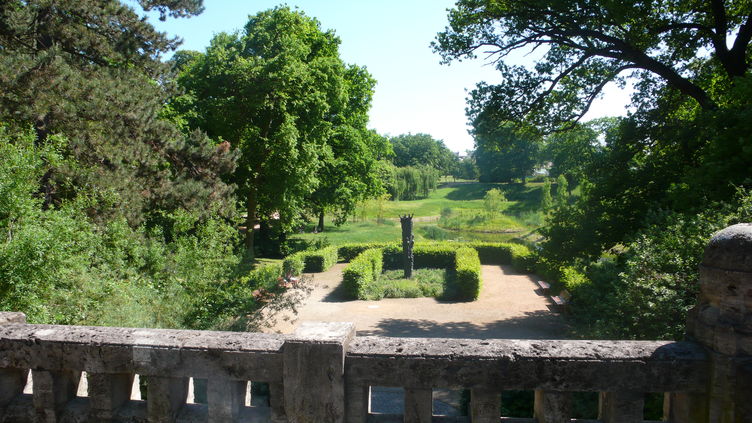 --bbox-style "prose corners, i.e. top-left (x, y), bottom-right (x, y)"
top-left (291, 181), bottom-right (545, 246)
